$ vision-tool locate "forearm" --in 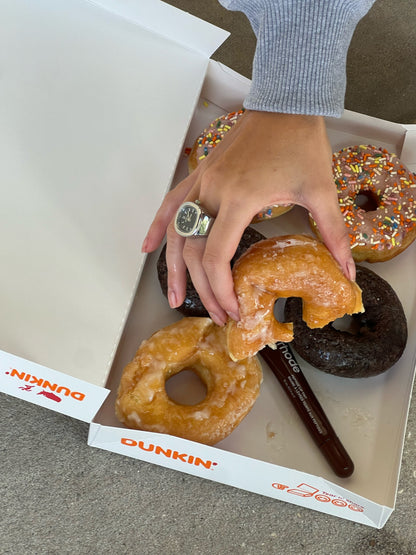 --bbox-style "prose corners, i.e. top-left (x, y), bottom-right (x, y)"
top-left (219, 0), bottom-right (377, 116)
